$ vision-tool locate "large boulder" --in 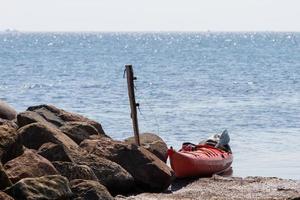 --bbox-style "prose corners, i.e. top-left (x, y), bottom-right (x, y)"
top-left (0, 100), bottom-right (17, 120)
top-left (25, 104), bottom-right (105, 135)
top-left (52, 161), bottom-right (98, 181)
top-left (18, 122), bottom-right (78, 150)
top-left (70, 179), bottom-right (113, 200)
top-left (59, 122), bottom-right (106, 144)
top-left (80, 139), bottom-right (174, 192)
top-left (0, 124), bottom-right (23, 163)
top-left (0, 192), bottom-right (14, 200)
top-left (37, 143), bottom-right (134, 195)
top-left (0, 164), bottom-right (12, 190)
top-left (26, 105), bottom-right (65, 127)
top-left (78, 159), bottom-right (134, 195)
top-left (4, 149), bottom-right (59, 183)
top-left (71, 149), bottom-right (134, 195)
top-left (17, 111), bottom-right (52, 128)
top-left (4, 175), bottom-right (72, 200)
top-left (125, 133), bottom-right (168, 163)
top-left (37, 142), bottom-right (74, 162)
